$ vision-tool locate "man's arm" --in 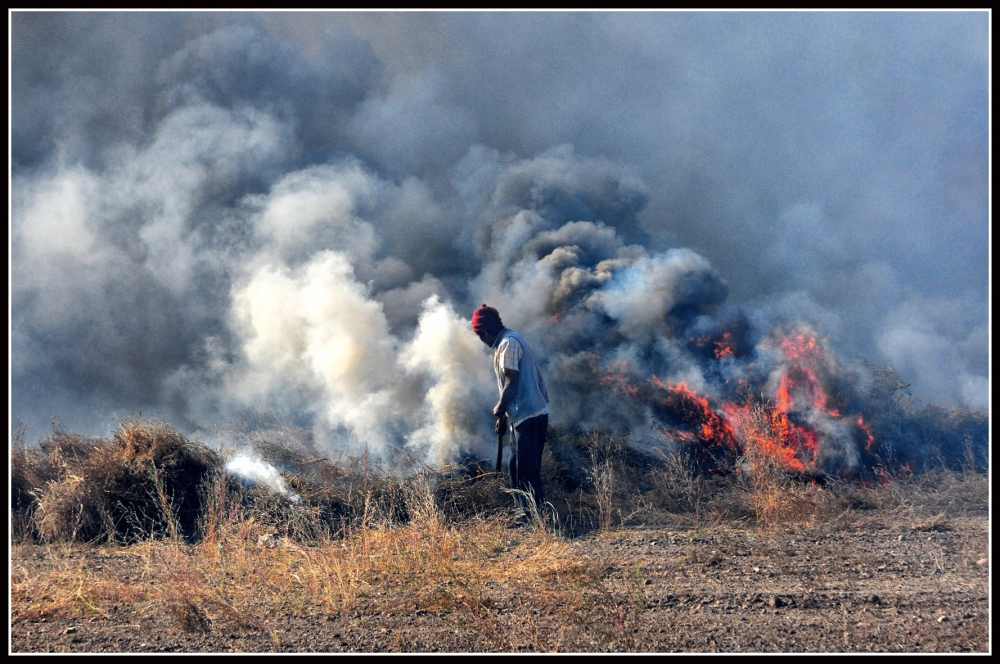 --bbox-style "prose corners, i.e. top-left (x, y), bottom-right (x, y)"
top-left (493, 368), bottom-right (519, 418)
